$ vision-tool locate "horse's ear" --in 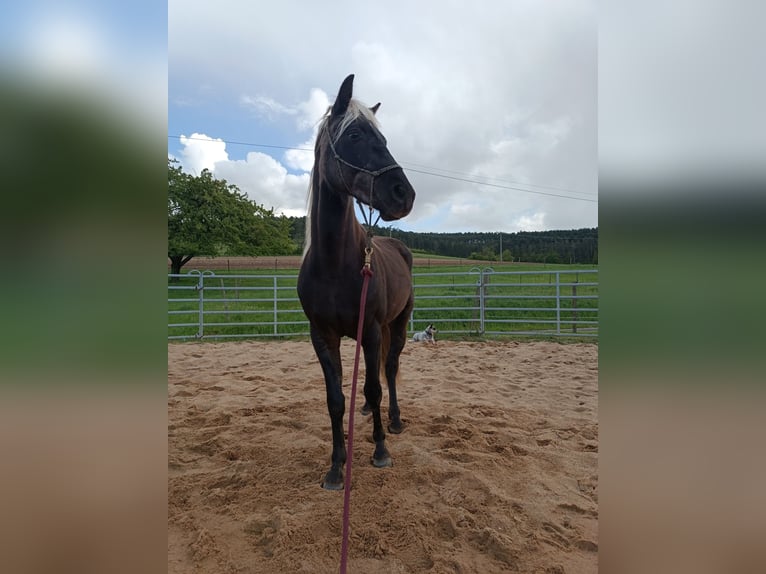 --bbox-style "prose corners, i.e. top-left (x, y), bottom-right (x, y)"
top-left (370, 102), bottom-right (381, 115)
top-left (332, 74), bottom-right (354, 116)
